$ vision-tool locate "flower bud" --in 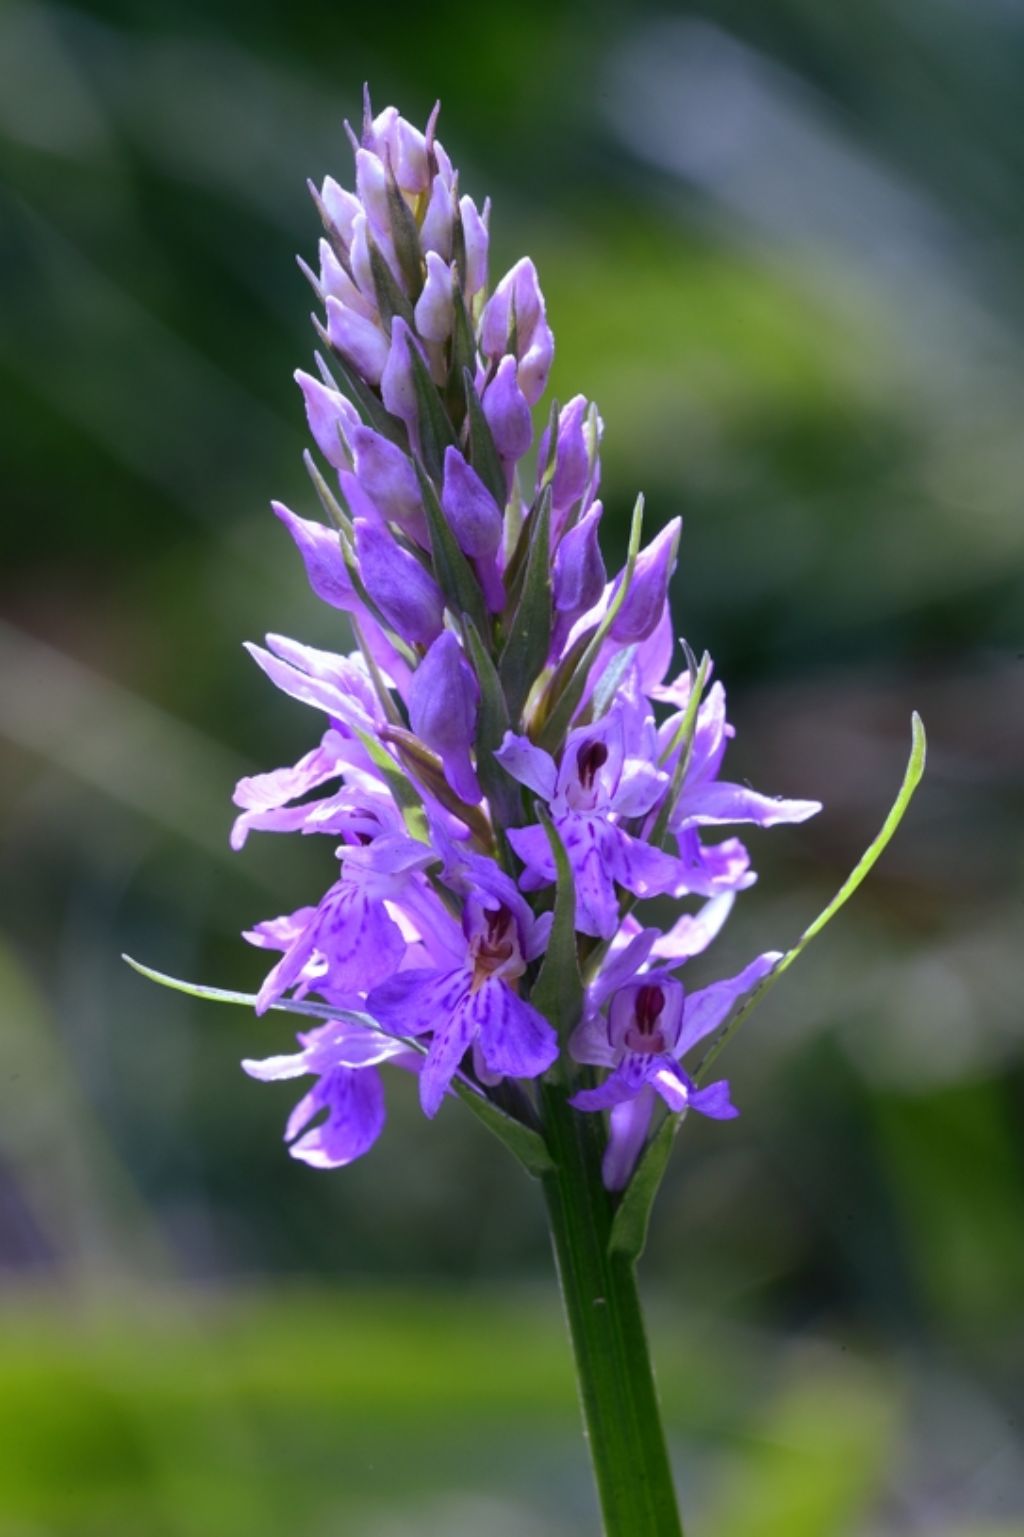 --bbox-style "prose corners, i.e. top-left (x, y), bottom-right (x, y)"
top-left (554, 501), bottom-right (606, 618)
top-left (480, 256), bottom-right (553, 404)
top-left (272, 502), bottom-right (355, 611)
top-left (421, 173), bottom-right (454, 260)
top-left (354, 519), bottom-right (444, 647)
top-left (355, 147), bottom-right (392, 244)
top-left (318, 239), bottom-right (374, 318)
top-left (407, 631), bottom-right (481, 804)
top-left (459, 195), bottom-right (489, 299)
top-left (441, 446), bottom-right (503, 559)
top-left (380, 316), bottom-right (424, 438)
top-left (538, 395), bottom-right (590, 522)
top-left (351, 425), bottom-right (427, 543)
top-left (294, 371), bottom-right (359, 469)
top-left (319, 176), bottom-right (361, 248)
top-left (414, 251), bottom-right (454, 343)
top-left (482, 354), bottom-right (532, 464)
top-left (325, 296), bottom-right (389, 386)
top-left (611, 517), bottom-right (682, 644)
